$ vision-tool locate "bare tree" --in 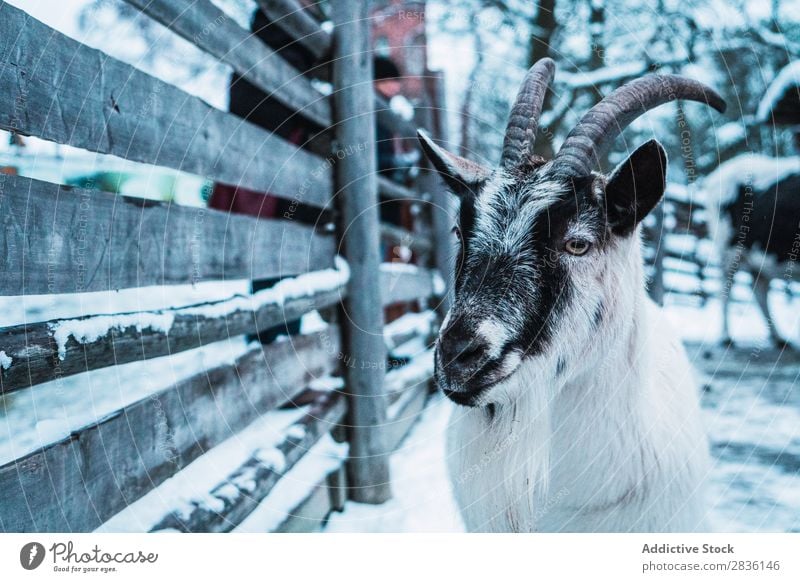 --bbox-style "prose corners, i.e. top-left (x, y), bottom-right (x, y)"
top-left (528, 0), bottom-right (557, 67)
